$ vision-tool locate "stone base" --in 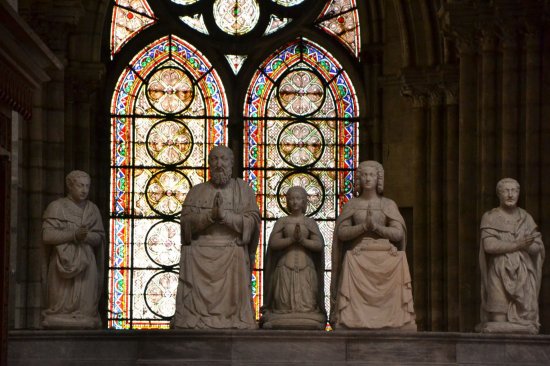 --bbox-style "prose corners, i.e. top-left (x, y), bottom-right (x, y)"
top-left (478, 321), bottom-right (539, 335)
top-left (8, 329), bottom-right (550, 365)
top-left (41, 314), bottom-right (100, 330)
